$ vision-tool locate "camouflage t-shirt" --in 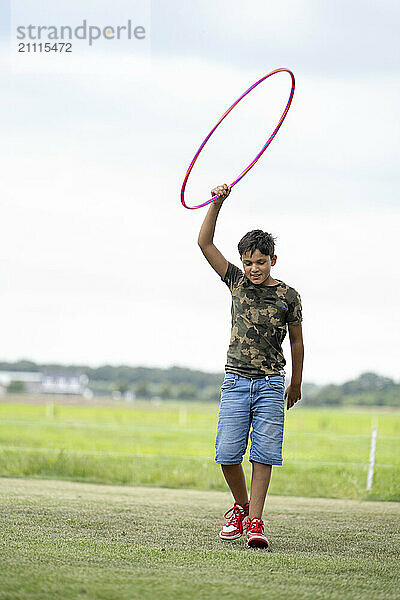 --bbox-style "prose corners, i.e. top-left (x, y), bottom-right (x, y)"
top-left (221, 262), bottom-right (302, 378)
